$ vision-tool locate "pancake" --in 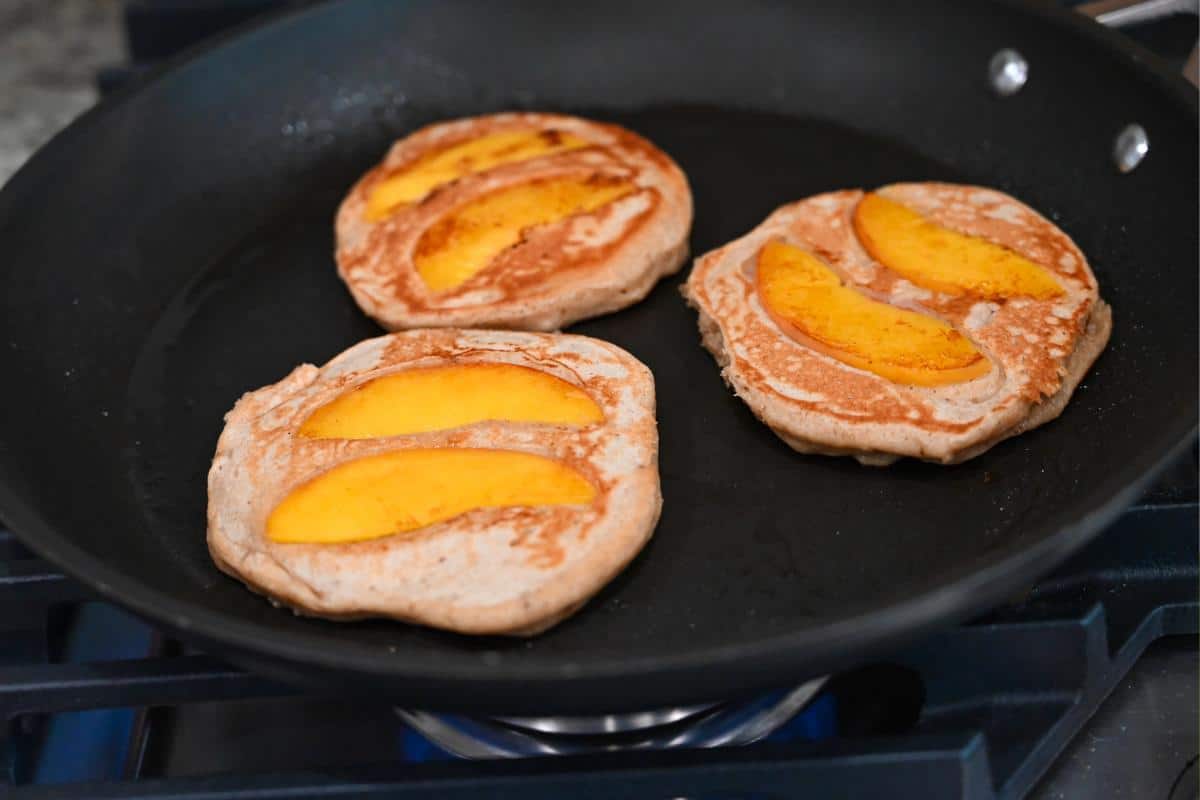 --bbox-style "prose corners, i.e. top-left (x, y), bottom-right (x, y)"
top-left (336, 112), bottom-right (692, 331)
top-left (683, 182), bottom-right (1111, 465)
top-left (207, 329), bottom-right (660, 635)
